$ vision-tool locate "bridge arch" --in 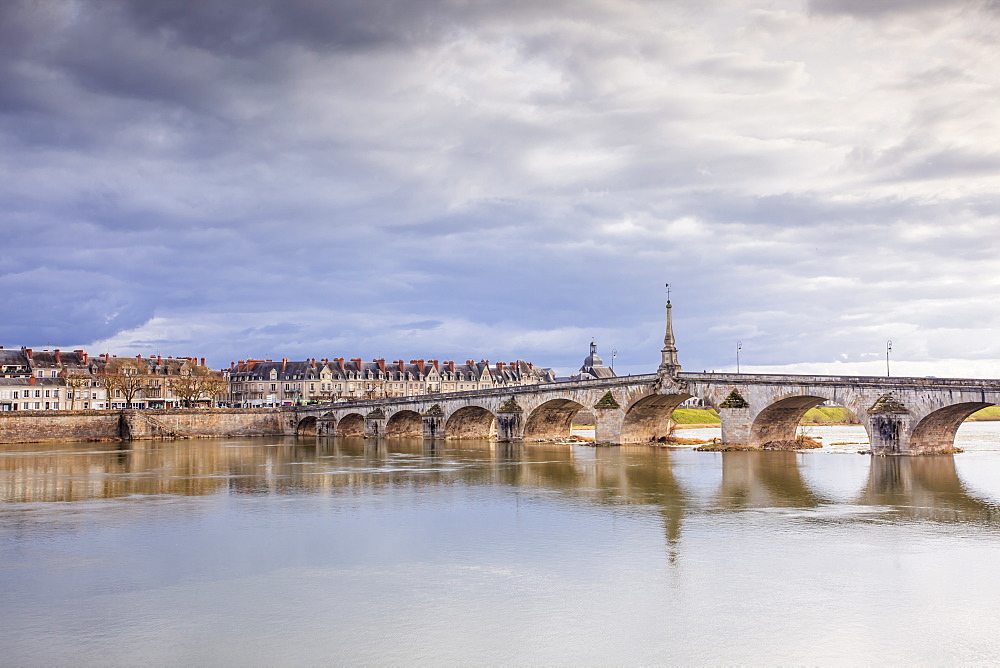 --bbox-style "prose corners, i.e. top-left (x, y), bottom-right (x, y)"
top-left (386, 410), bottom-right (422, 438)
top-left (750, 394), bottom-right (851, 448)
top-left (523, 398), bottom-right (585, 441)
top-left (621, 393), bottom-right (692, 443)
top-left (296, 416), bottom-right (318, 436)
top-left (446, 406), bottom-right (497, 440)
top-left (338, 413), bottom-right (365, 437)
top-left (909, 401), bottom-right (994, 453)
